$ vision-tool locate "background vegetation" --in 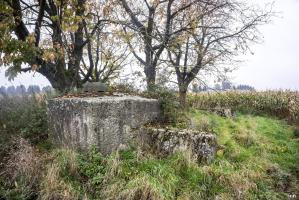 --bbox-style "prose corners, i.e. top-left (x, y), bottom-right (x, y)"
top-left (0, 90), bottom-right (298, 199)
top-left (189, 90), bottom-right (299, 122)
